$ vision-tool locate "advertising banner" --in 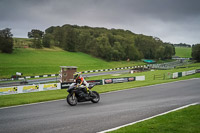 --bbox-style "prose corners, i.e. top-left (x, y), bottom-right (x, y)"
top-left (104, 79), bottom-right (113, 84)
top-left (173, 72), bottom-right (178, 79)
top-left (0, 86), bottom-right (18, 95)
top-left (112, 78), bottom-right (128, 83)
top-left (61, 82), bottom-right (73, 89)
top-left (128, 77), bottom-right (135, 81)
top-left (186, 70), bottom-right (196, 75)
top-left (182, 71), bottom-right (186, 76)
top-left (104, 77), bottom-right (136, 84)
top-left (23, 85), bottom-right (39, 93)
top-left (196, 69), bottom-right (200, 73)
top-left (43, 83), bottom-right (58, 91)
top-left (178, 72), bottom-right (182, 77)
top-left (87, 80), bottom-right (103, 85)
top-left (135, 76), bottom-right (145, 81)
